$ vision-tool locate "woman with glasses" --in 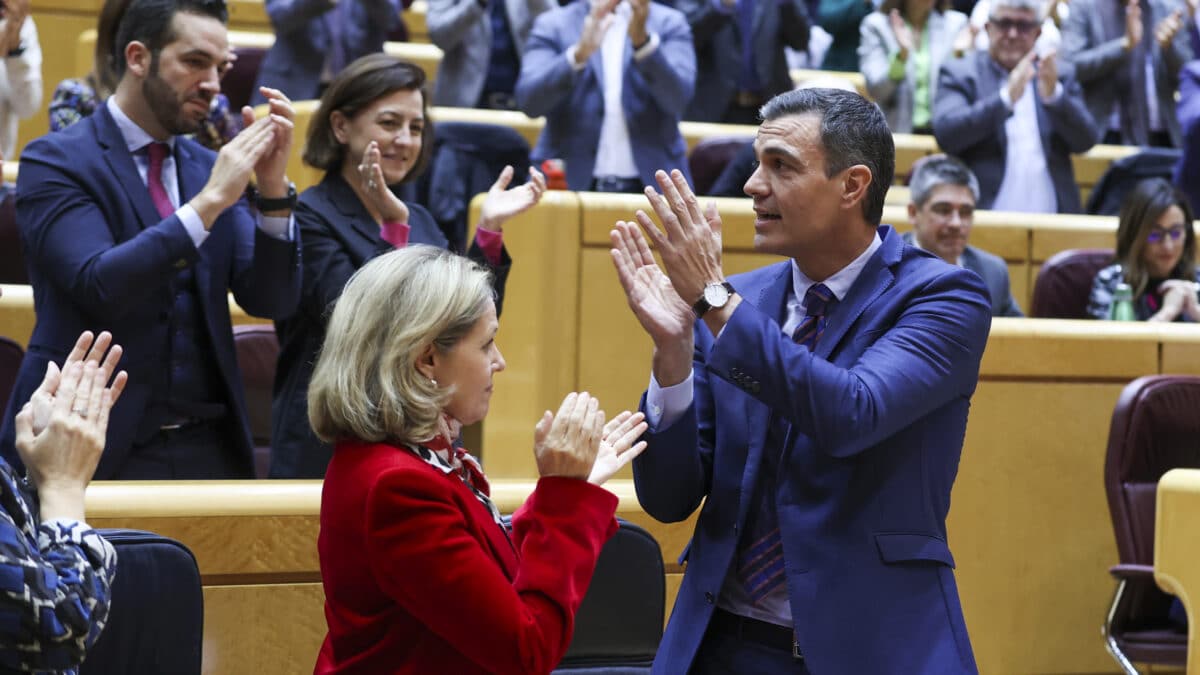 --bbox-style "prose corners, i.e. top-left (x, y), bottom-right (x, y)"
top-left (1088, 178), bottom-right (1200, 321)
